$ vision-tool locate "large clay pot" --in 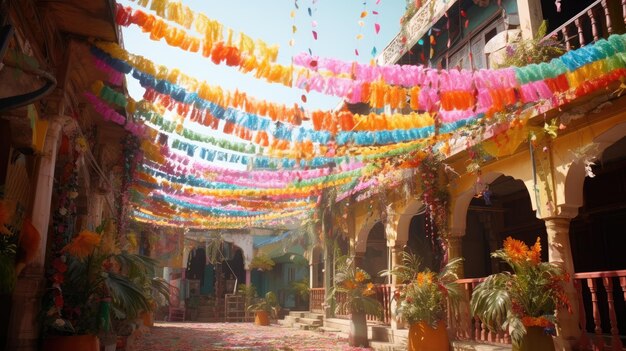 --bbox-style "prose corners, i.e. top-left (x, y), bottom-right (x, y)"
top-left (141, 311), bottom-right (154, 327)
top-left (408, 321), bottom-right (449, 351)
top-left (349, 311), bottom-right (369, 347)
top-left (42, 334), bottom-right (100, 351)
top-left (254, 310), bottom-right (270, 326)
top-left (514, 326), bottom-right (555, 351)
